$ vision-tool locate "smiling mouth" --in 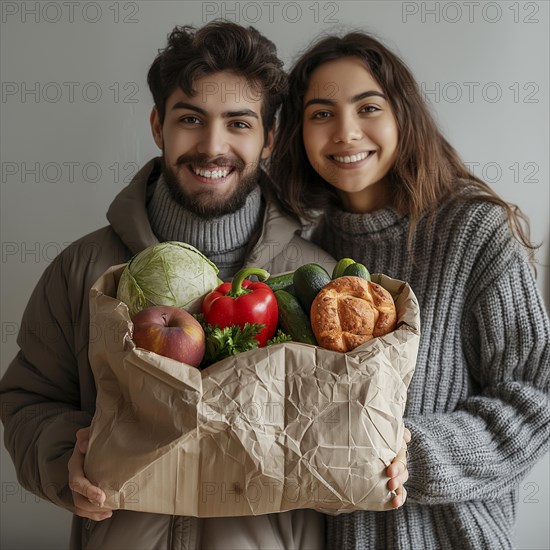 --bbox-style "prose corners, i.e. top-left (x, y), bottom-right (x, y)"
top-left (330, 151), bottom-right (375, 164)
top-left (189, 165), bottom-right (234, 180)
